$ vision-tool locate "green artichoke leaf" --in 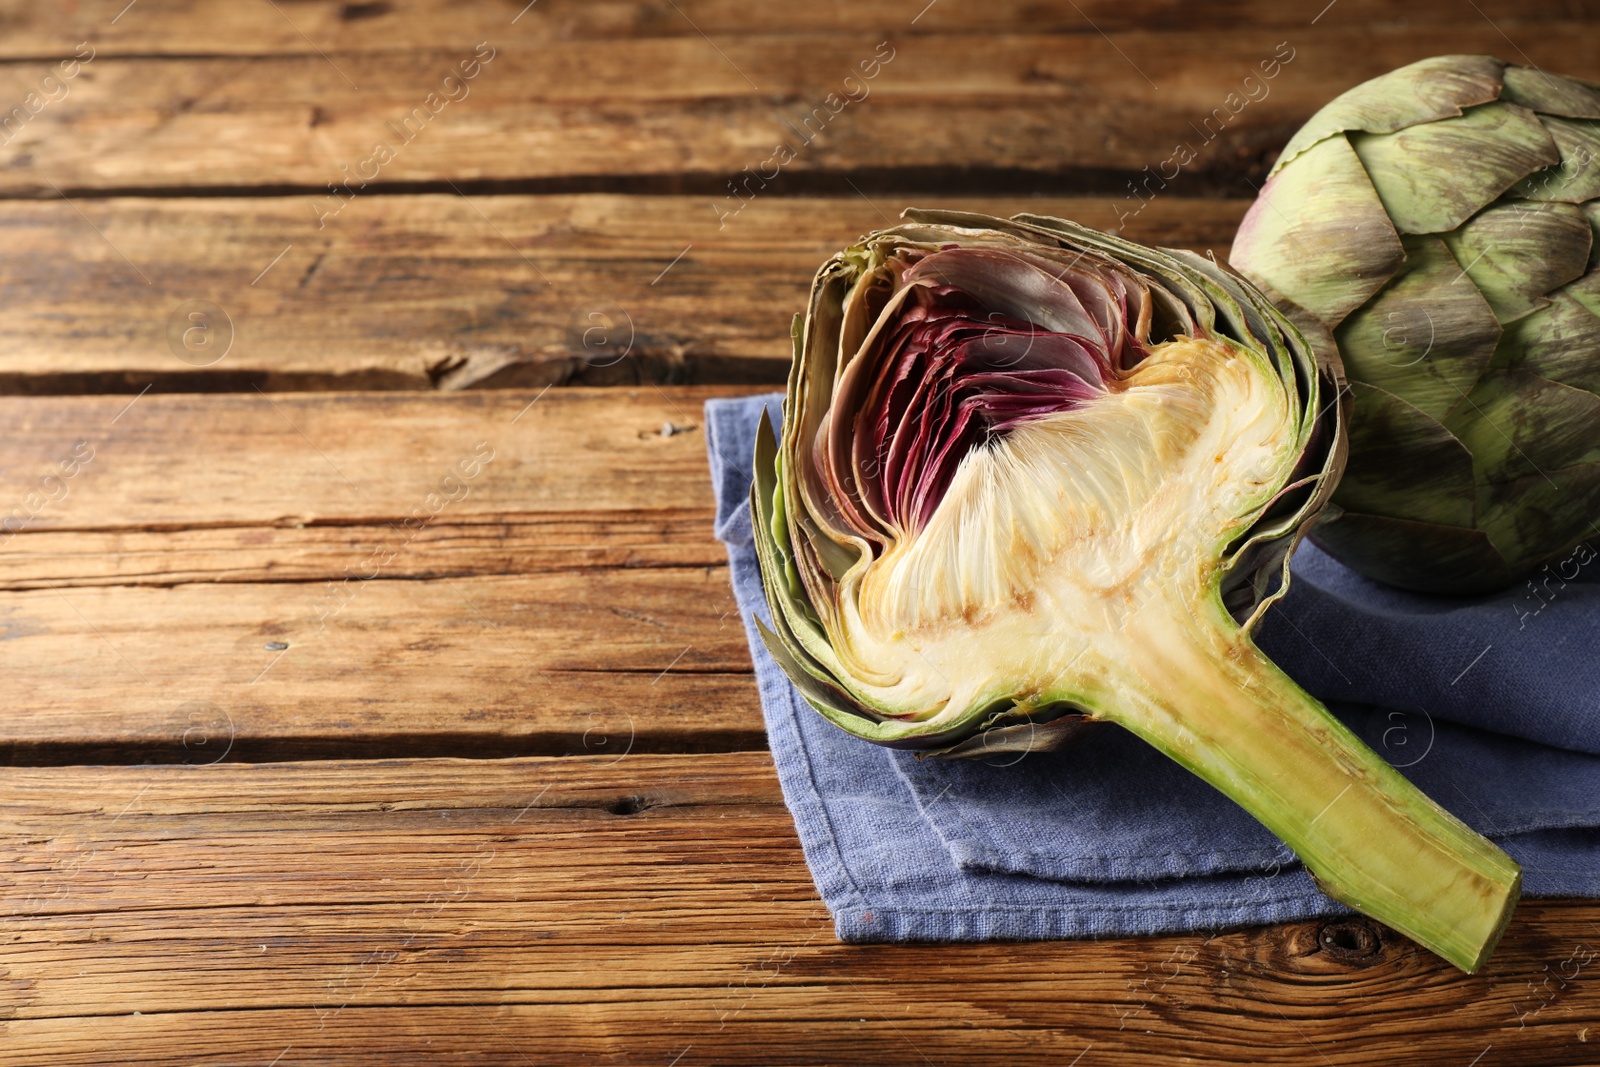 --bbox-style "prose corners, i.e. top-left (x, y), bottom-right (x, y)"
top-left (1231, 135), bottom-right (1405, 328)
top-left (1507, 288), bottom-right (1600, 394)
top-left (926, 711), bottom-right (1095, 760)
top-left (1477, 464), bottom-right (1600, 577)
top-left (785, 264), bottom-right (862, 603)
top-left (1440, 200), bottom-right (1591, 323)
top-left (751, 412), bottom-right (856, 688)
top-left (1445, 368), bottom-right (1600, 482)
top-left (1313, 511), bottom-right (1513, 594)
top-left (1336, 381), bottom-right (1477, 529)
top-left (1164, 248), bottom-right (1295, 387)
top-left (1501, 65), bottom-right (1600, 119)
top-left (1351, 102), bottom-right (1559, 235)
top-left (1334, 235), bottom-right (1502, 420)
top-left (1565, 255), bottom-right (1600, 312)
top-left (1273, 55), bottom-right (1506, 175)
top-left (1512, 116), bottom-right (1600, 203)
